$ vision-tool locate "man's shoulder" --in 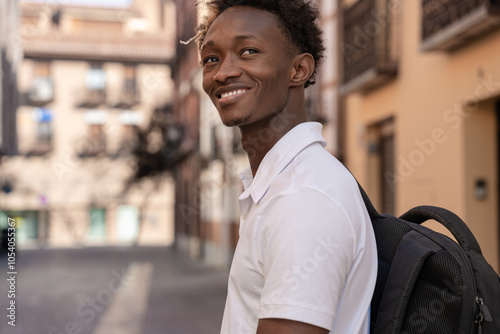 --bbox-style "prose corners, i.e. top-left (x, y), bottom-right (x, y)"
top-left (261, 143), bottom-right (365, 219)
top-left (280, 143), bottom-right (355, 196)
